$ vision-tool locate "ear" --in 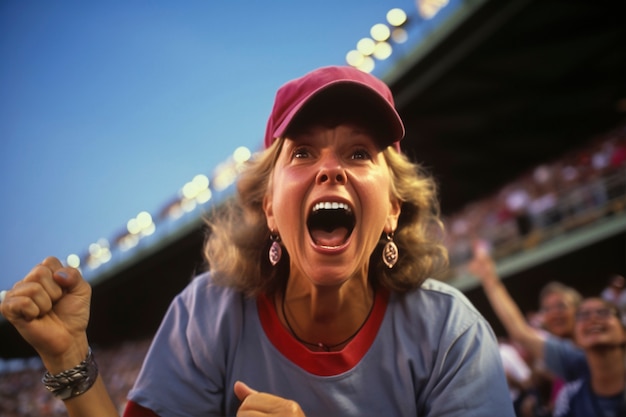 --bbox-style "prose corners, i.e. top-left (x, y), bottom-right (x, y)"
top-left (384, 197), bottom-right (401, 234)
top-left (263, 192), bottom-right (276, 232)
